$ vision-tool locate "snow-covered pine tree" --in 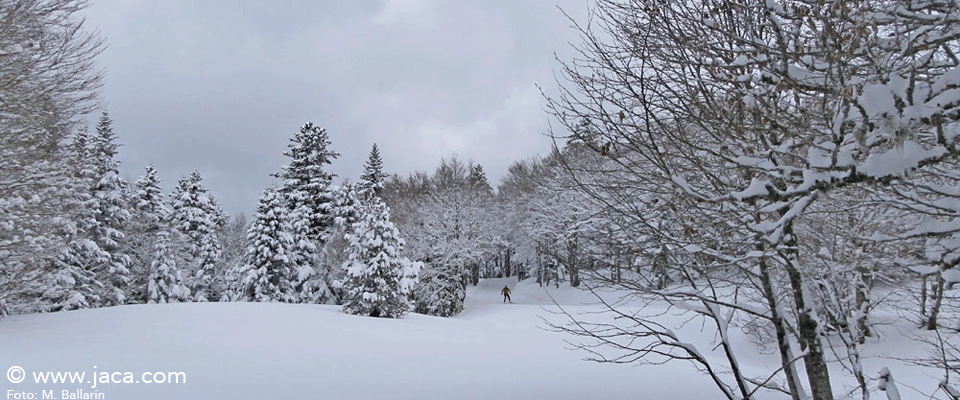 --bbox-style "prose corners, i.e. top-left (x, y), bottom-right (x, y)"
top-left (339, 197), bottom-right (421, 318)
top-left (41, 116), bottom-right (137, 310)
top-left (468, 163), bottom-right (493, 195)
top-left (133, 166), bottom-right (168, 228)
top-left (146, 231), bottom-right (189, 303)
top-left (274, 123), bottom-right (339, 303)
top-left (170, 170), bottom-right (226, 302)
top-left (232, 186), bottom-right (297, 302)
top-left (332, 182), bottom-right (362, 228)
top-left (42, 246), bottom-right (105, 311)
top-left (318, 181), bottom-right (366, 304)
top-left (127, 165), bottom-right (169, 303)
top-left (276, 122), bottom-right (339, 243)
top-left (359, 143), bottom-right (386, 195)
top-left (39, 128), bottom-right (110, 311)
top-left (84, 111), bottom-right (132, 304)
